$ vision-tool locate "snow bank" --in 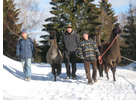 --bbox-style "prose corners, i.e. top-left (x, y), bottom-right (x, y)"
top-left (3, 55), bottom-right (136, 100)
